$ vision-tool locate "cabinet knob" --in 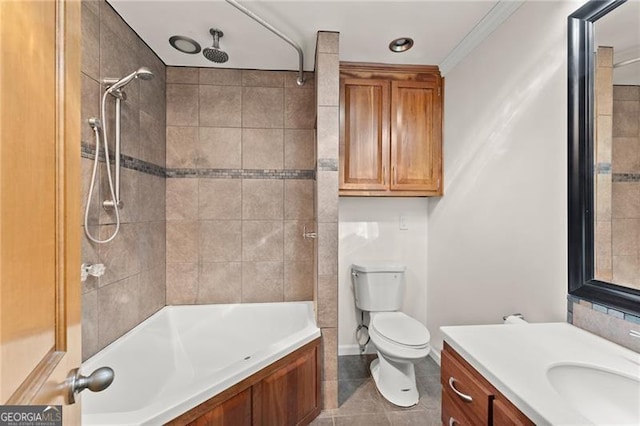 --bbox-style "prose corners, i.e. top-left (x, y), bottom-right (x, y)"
top-left (448, 377), bottom-right (473, 403)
